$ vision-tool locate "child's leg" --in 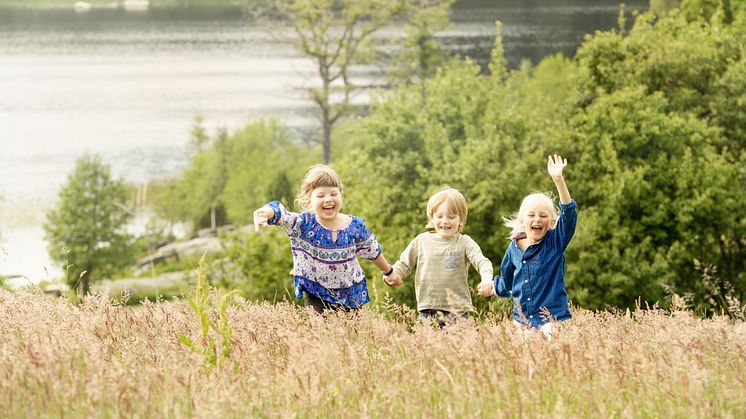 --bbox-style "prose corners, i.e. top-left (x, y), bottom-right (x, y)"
top-left (304, 292), bottom-right (332, 313)
top-left (539, 322), bottom-right (553, 340)
top-left (303, 292), bottom-right (350, 314)
top-left (419, 310), bottom-right (468, 327)
top-left (418, 309), bottom-right (447, 327)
